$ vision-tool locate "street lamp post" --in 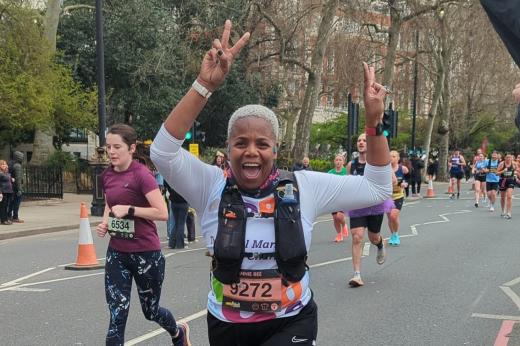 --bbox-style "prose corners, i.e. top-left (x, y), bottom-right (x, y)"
top-left (91, 0), bottom-right (108, 216)
top-left (411, 30), bottom-right (419, 153)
